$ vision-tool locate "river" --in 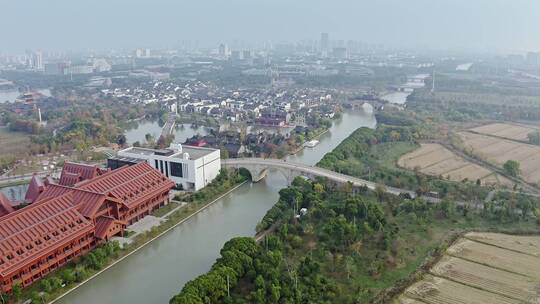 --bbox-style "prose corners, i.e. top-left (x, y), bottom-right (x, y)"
top-left (55, 107), bottom-right (376, 304)
top-left (124, 121), bottom-right (210, 145)
top-left (380, 73), bottom-right (429, 104)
